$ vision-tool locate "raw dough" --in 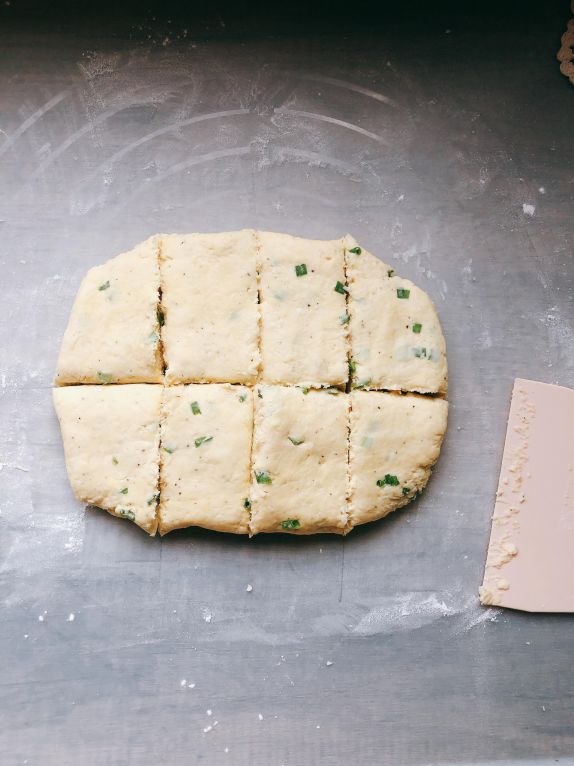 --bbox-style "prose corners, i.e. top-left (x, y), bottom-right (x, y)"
top-left (53, 385), bottom-right (162, 534)
top-left (55, 236), bottom-right (163, 385)
top-left (161, 231), bottom-right (259, 384)
top-left (159, 384), bottom-right (253, 535)
top-left (250, 385), bottom-right (348, 534)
